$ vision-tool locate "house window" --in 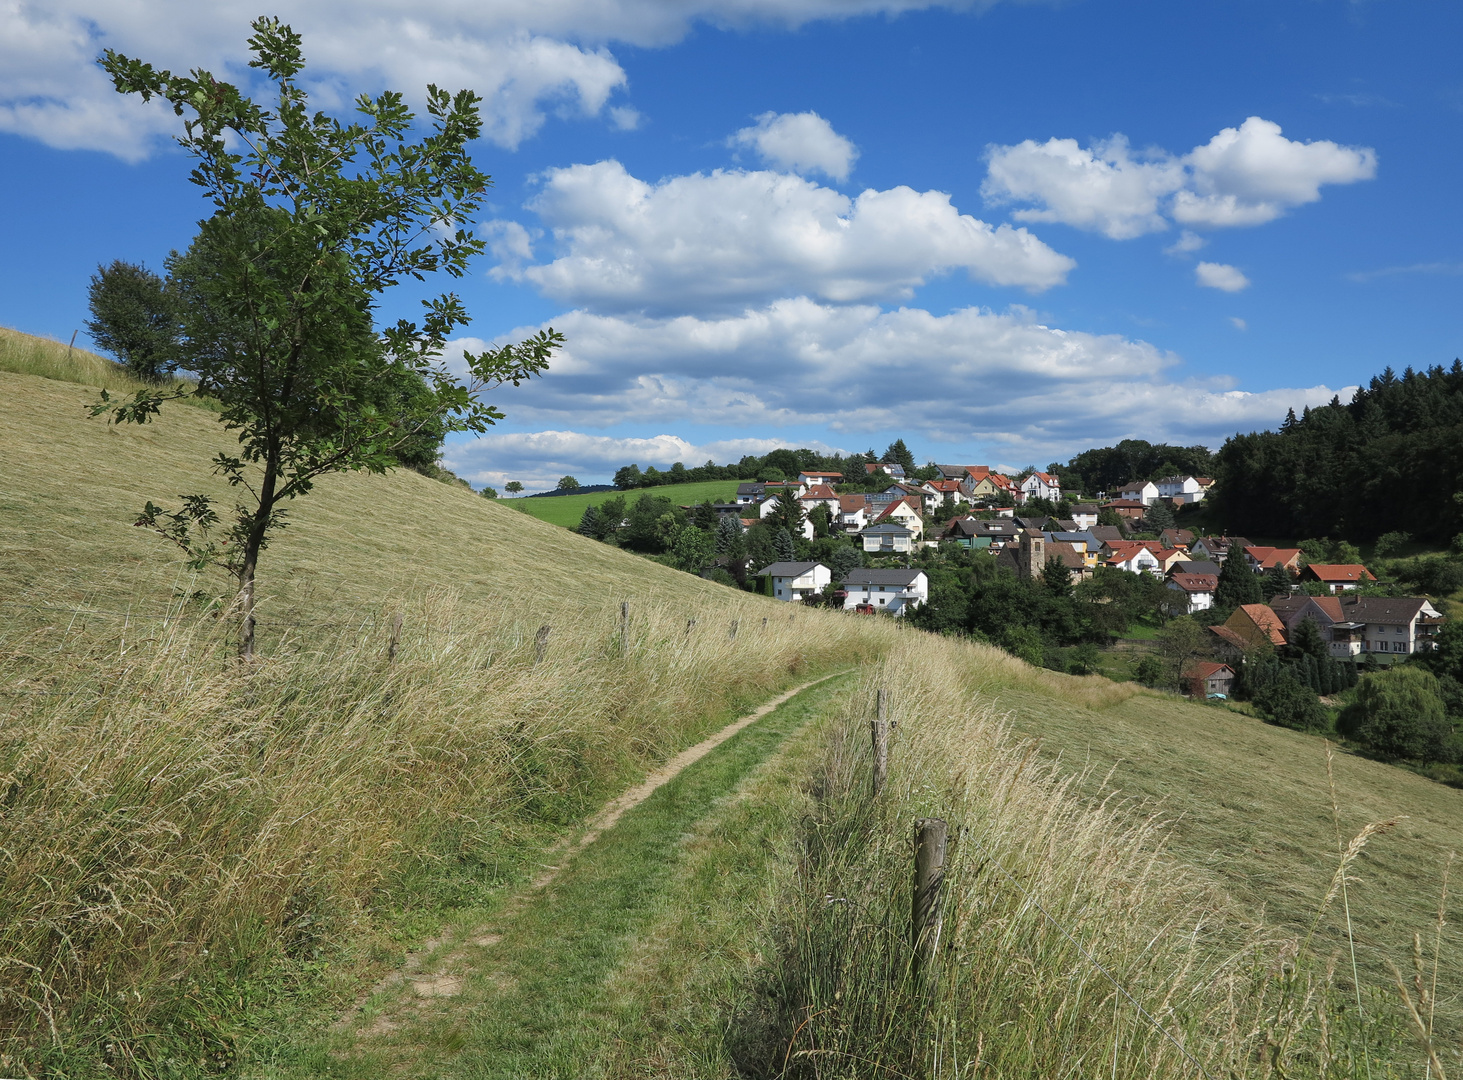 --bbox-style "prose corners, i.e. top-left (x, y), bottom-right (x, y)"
top-left (879, 597), bottom-right (887, 604)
